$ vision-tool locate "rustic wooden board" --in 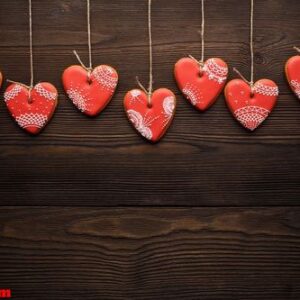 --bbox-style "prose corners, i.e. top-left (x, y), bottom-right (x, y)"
top-left (0, 1), bottom-right (300, 298)
top-left (0, 0), bottom-right (300, 205)
top-left (0, 207), bottom-right (299, 300)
